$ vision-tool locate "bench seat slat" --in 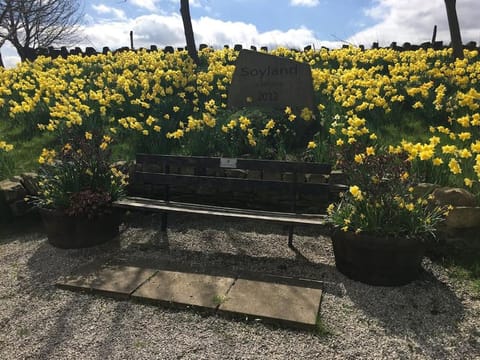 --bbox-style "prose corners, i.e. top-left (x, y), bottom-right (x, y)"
top-left (113, 197), bottom-right (328, 226)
